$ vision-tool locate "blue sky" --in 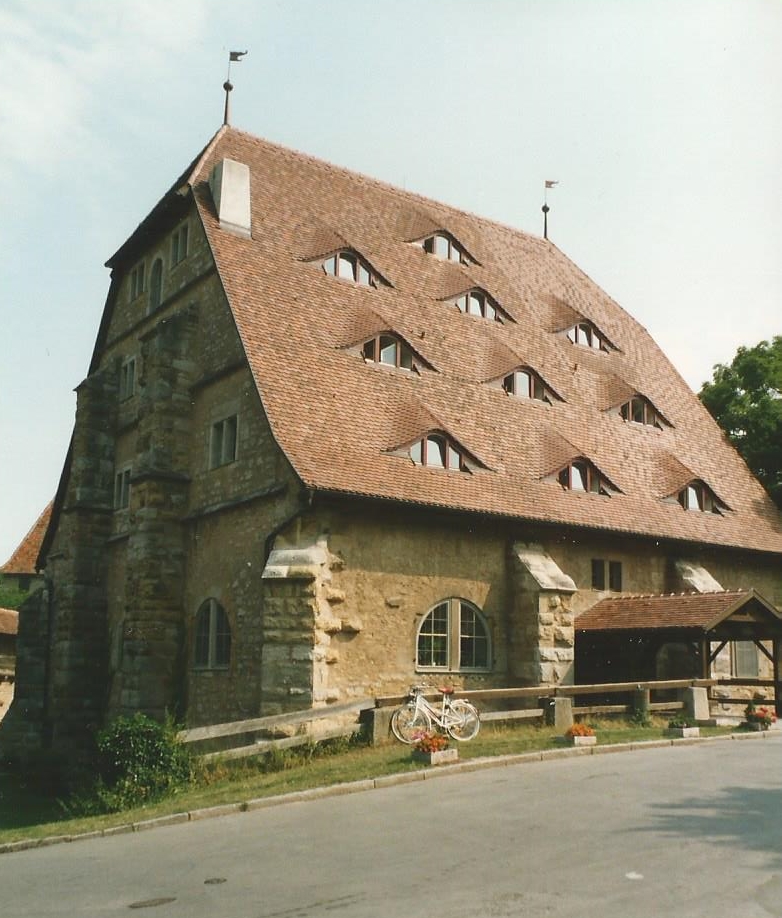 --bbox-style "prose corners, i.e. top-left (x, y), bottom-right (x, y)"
top-left (1, 0), bottom-right (780, 563)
